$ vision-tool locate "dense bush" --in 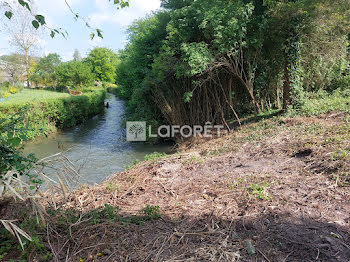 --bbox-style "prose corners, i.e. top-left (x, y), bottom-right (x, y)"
top-left (0, 88), bottom-right (106, 139)
top-left (56, 61), bottom-right (95, 88)
top-left (116, 0), bottom-right (349, 127)
top-left (292, 89), bottom-right (350, 116)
